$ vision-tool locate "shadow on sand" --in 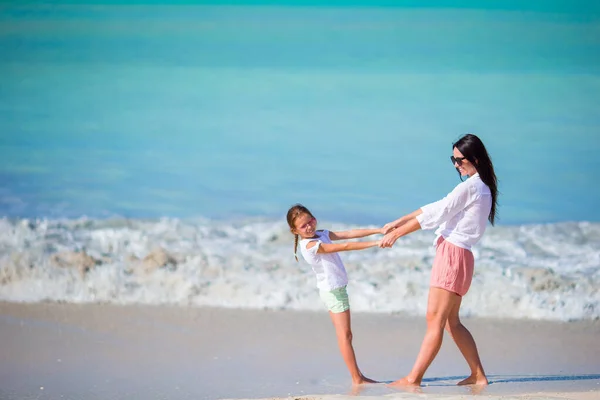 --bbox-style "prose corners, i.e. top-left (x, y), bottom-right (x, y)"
top-left (350, 374), bottom-right (600, 397)
top-left (419, 373), bottom-right (600, 386)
